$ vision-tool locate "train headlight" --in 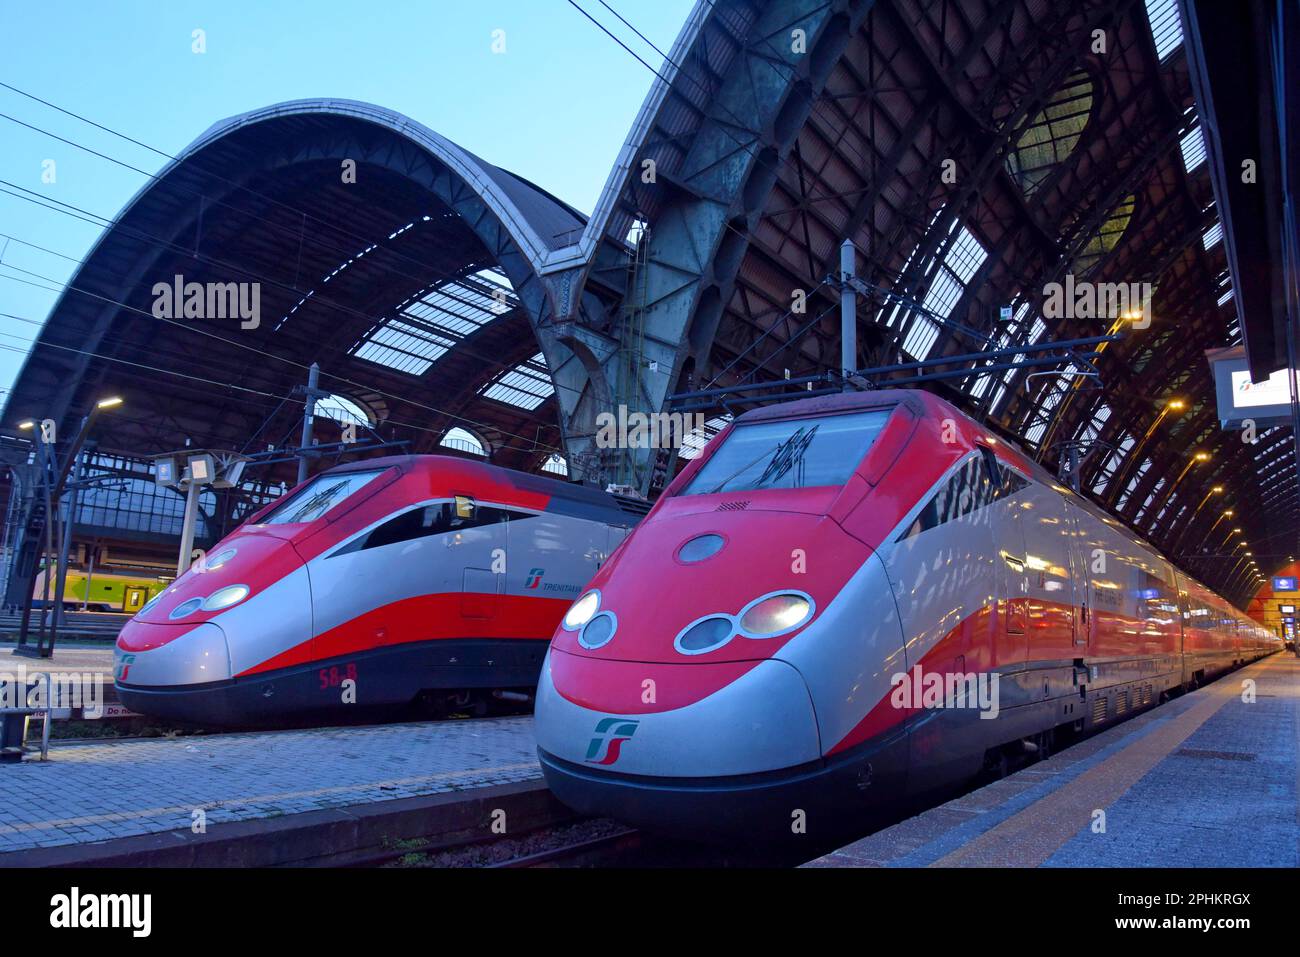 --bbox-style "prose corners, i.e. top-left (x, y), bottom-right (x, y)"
top-left (738, 592), bottom-right (814, 638)
top-left (579, 612), bottom-right (617, 650)
top-left (562, 591), bottom-right (600, 631)
top-left (203, 584), bottom-right (250, 611)
top-left (169, 597), bottom-right (204, 620)
top-left (205, 548), bottom-right (238, 571)
top-left (674, 616), bottom-right (734, 655)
